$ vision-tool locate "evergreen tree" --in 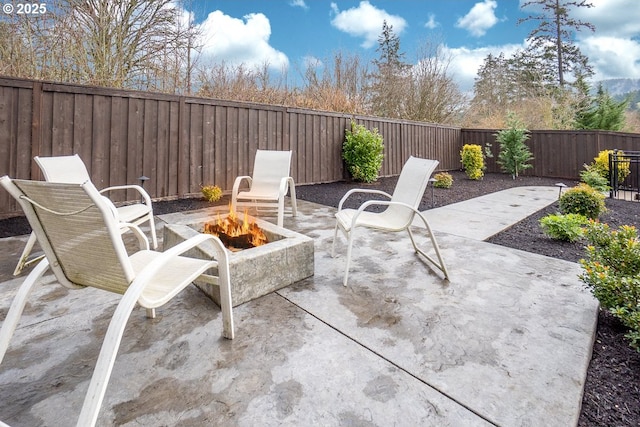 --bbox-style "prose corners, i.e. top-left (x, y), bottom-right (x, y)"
top-left (368, 20), bottom-right (409, 118)
top-left (575, 84), bottom-right (629, 131)
top-left (518, 0), bottom-right (595, 87)
top-left (495, 113), bottom-right (534, 179)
